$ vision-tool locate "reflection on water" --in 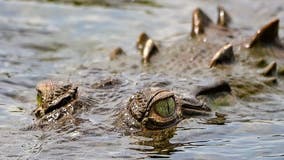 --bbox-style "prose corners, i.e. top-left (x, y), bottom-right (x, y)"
top-left (0, 0), bottom-right (284, 159)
